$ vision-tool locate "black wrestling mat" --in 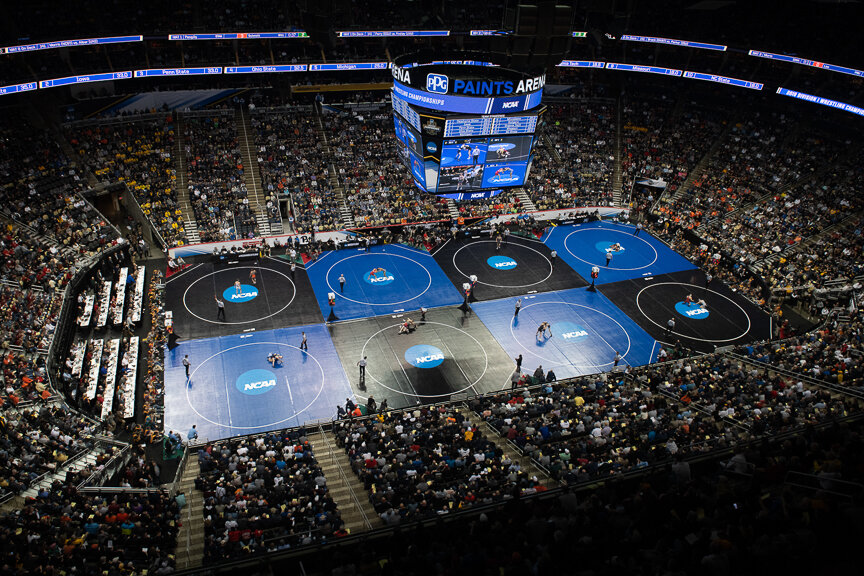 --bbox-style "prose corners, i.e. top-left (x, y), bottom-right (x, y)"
top-left (165, 256), bottom-right (323, 340)
top-left (598, 268), bottom-right (772, 354)
top-left (432, 233), bottom-right (587, 301)
top-left (328, 306), bottom-right (514, 409)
